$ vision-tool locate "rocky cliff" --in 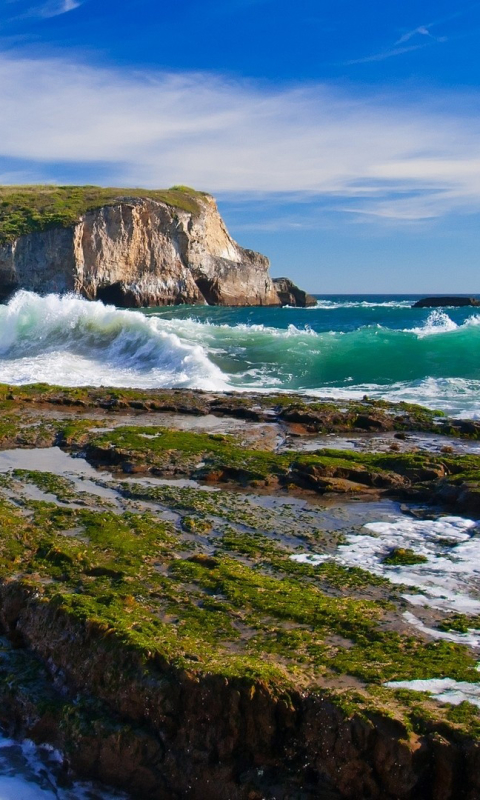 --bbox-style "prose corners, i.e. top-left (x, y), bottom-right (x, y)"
top-left (0, 188), bottom-right (311, 307)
